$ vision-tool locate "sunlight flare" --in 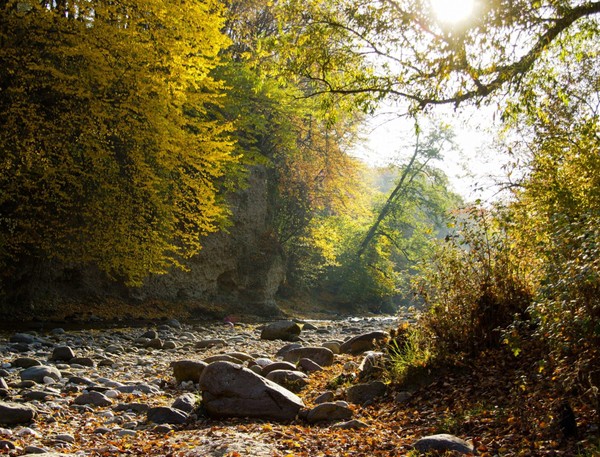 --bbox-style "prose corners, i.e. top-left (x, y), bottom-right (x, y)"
top-left (430, 0), bottom-right (475, 23)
